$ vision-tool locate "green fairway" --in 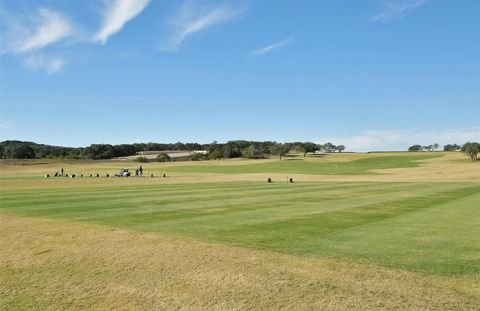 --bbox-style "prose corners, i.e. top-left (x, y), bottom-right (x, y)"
top-left (1, 180), bottom-right (478, 276)
top-left (1, 153), bottom-right (479, 310)
top-left (165, 154), bottom-right (439, 175)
